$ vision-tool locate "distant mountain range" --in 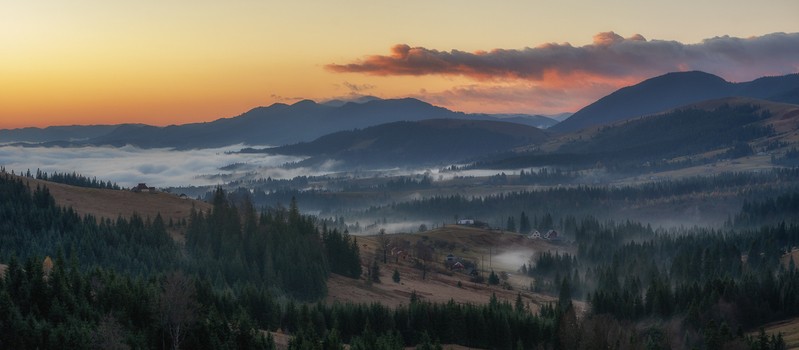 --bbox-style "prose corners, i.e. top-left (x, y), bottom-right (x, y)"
top-left (0, 98), bottom-right (557, 148)
top-left (0, 125), bottom-right (128, 144)
top-left (1, 77), bottom-right (796, 179)
top-left (551, 71), bottom-right (799, 133)
top-left (244, 119), bottom-right (549, 168)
